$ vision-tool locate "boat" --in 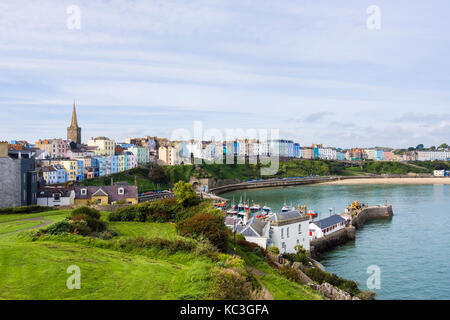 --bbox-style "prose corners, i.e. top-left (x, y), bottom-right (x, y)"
top-left (214, 201), bottom-right (227, 208)
top-left (250, 203), bottom-right (261, 213)
top-left (262, 205), bottom-right (271, 213)
top-left (307, 209), bottom-right (318, 218)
